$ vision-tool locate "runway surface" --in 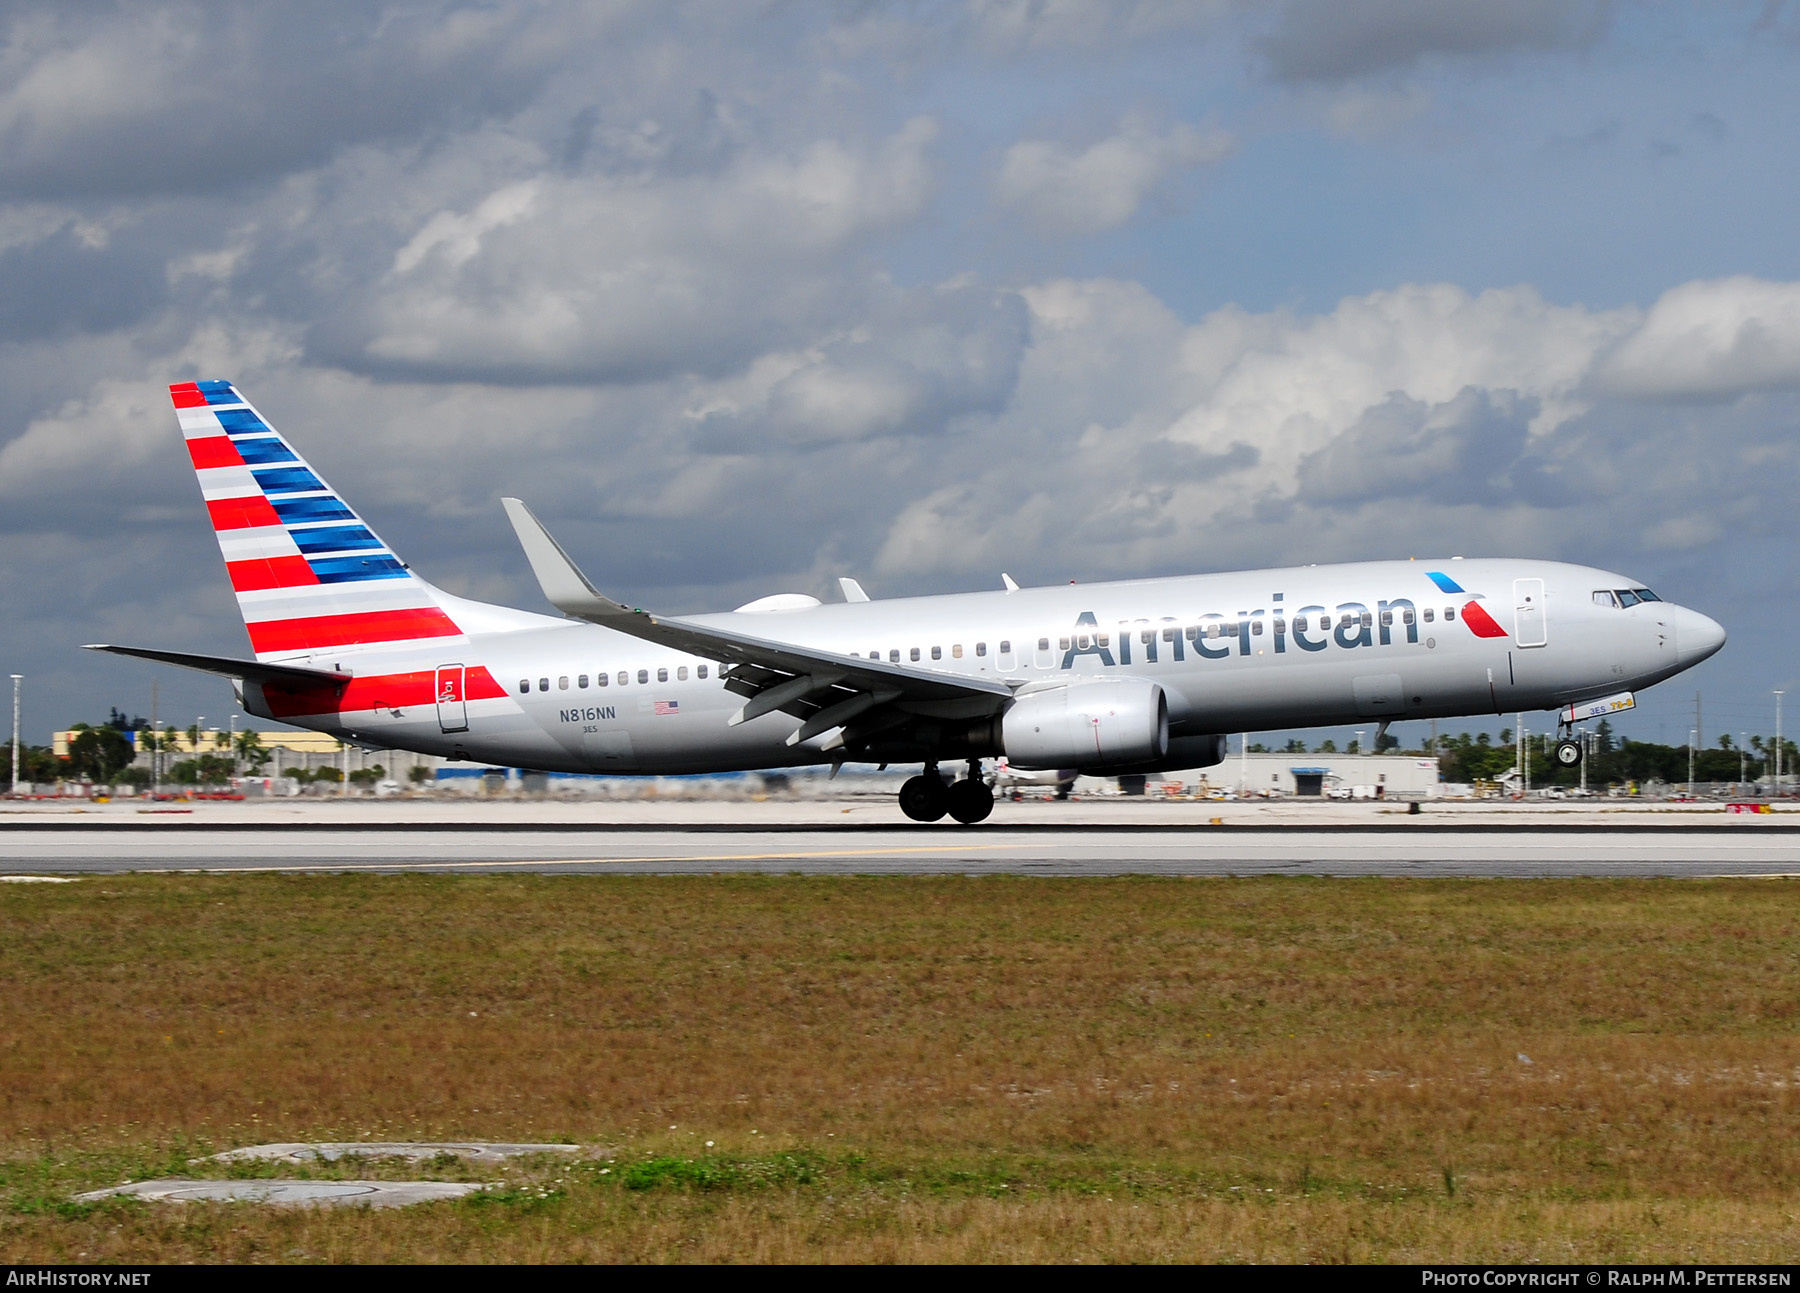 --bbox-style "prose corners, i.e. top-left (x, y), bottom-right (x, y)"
top-left (5, 818), bottom-right (1800, 876)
